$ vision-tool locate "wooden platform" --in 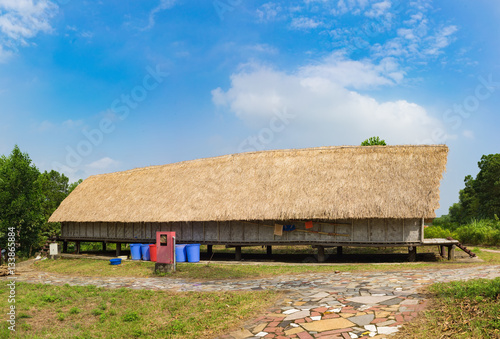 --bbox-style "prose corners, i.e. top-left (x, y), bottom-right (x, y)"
top-left (422, 238), bottom-right (460, 260)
